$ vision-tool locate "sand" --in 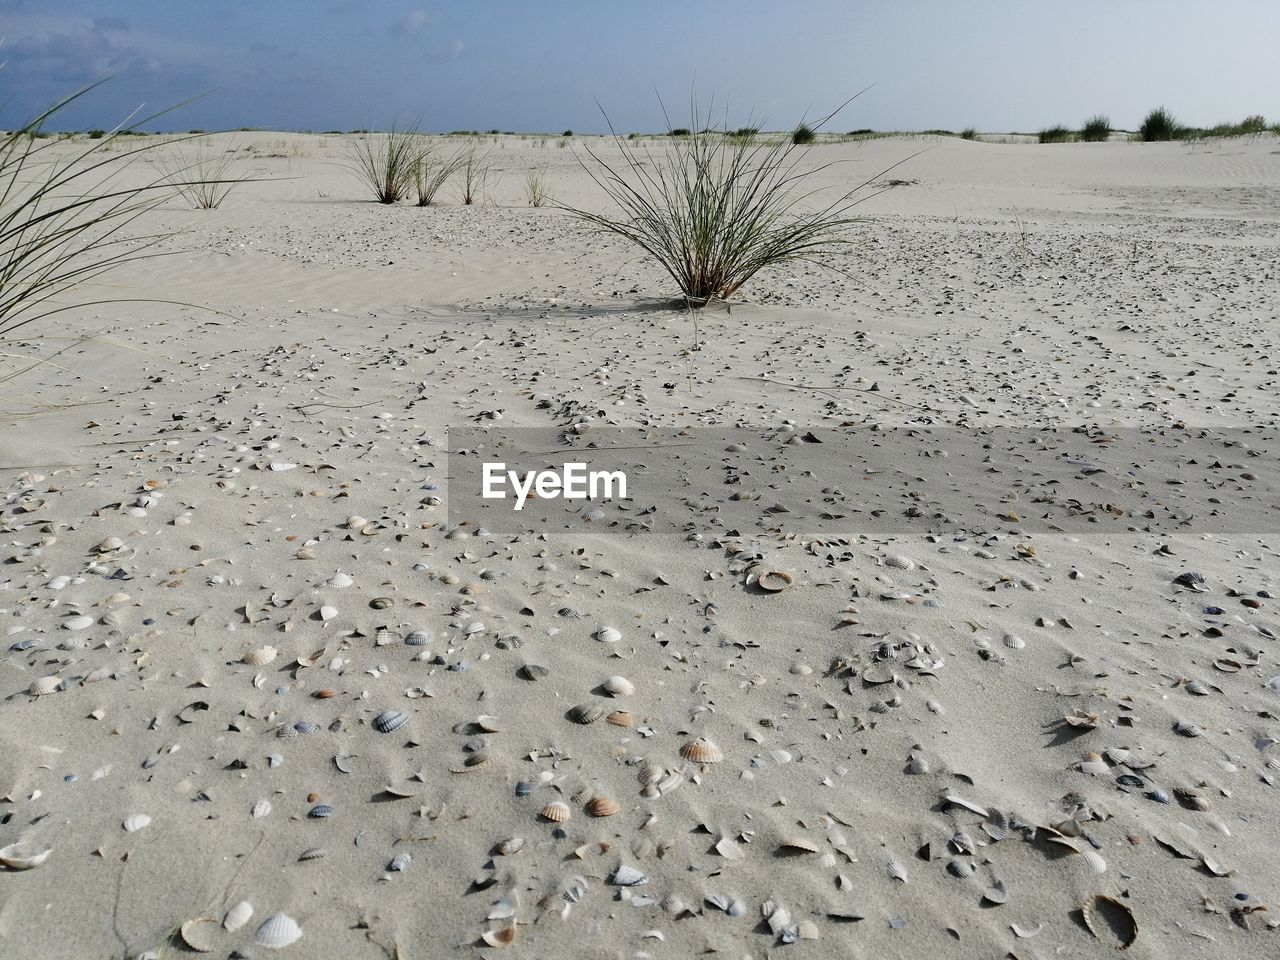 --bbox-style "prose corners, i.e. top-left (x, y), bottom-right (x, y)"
top-left (2, 130), bottom-right (1280, 958)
